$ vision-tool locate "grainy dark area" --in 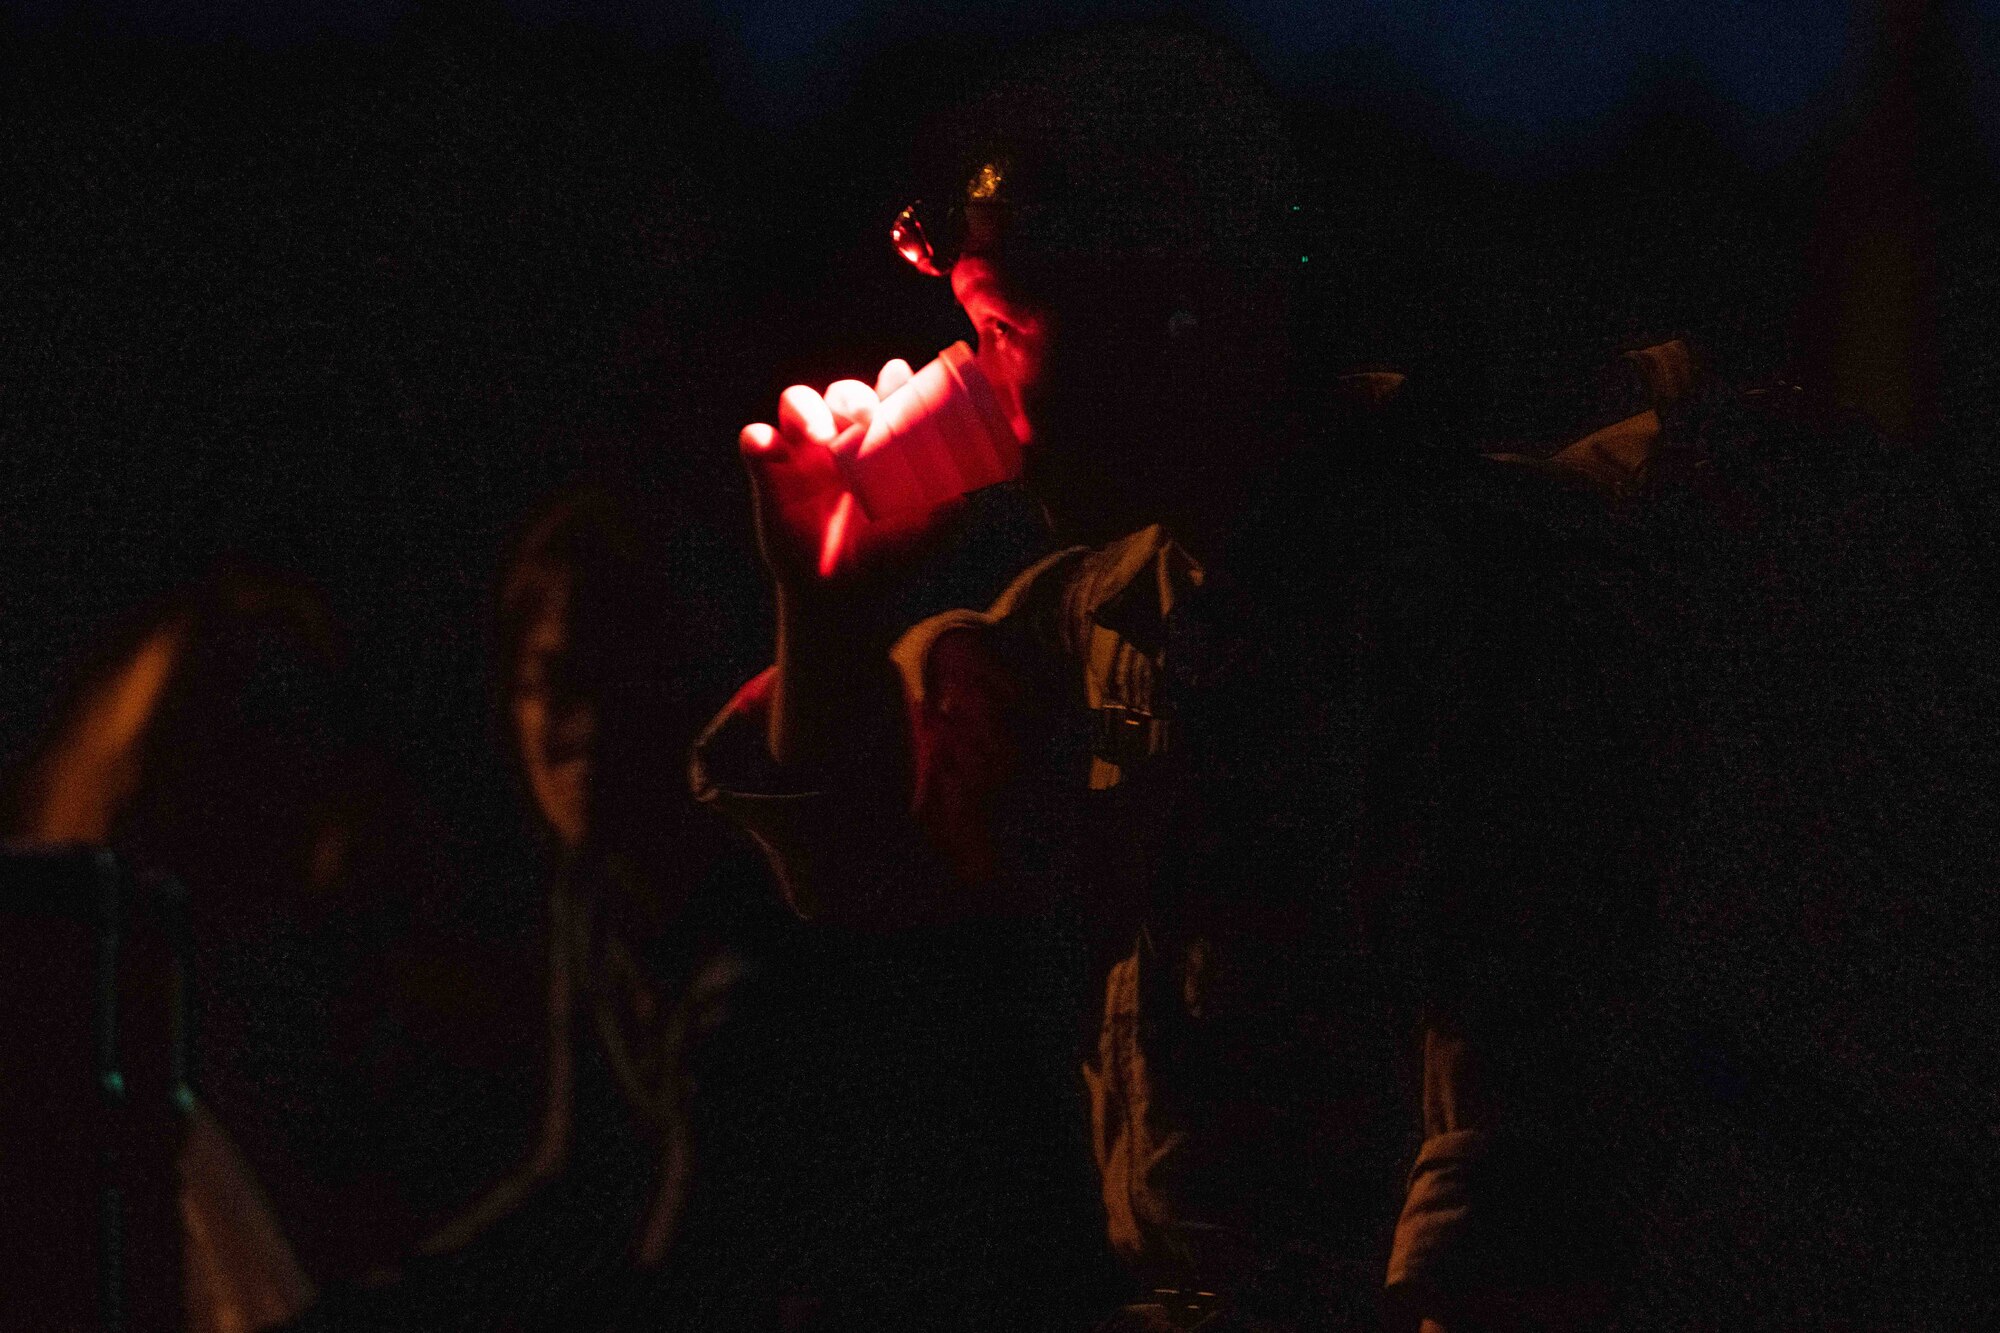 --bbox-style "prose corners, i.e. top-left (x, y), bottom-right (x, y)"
top-left (2, 2), bottom-right (1997, 1329)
